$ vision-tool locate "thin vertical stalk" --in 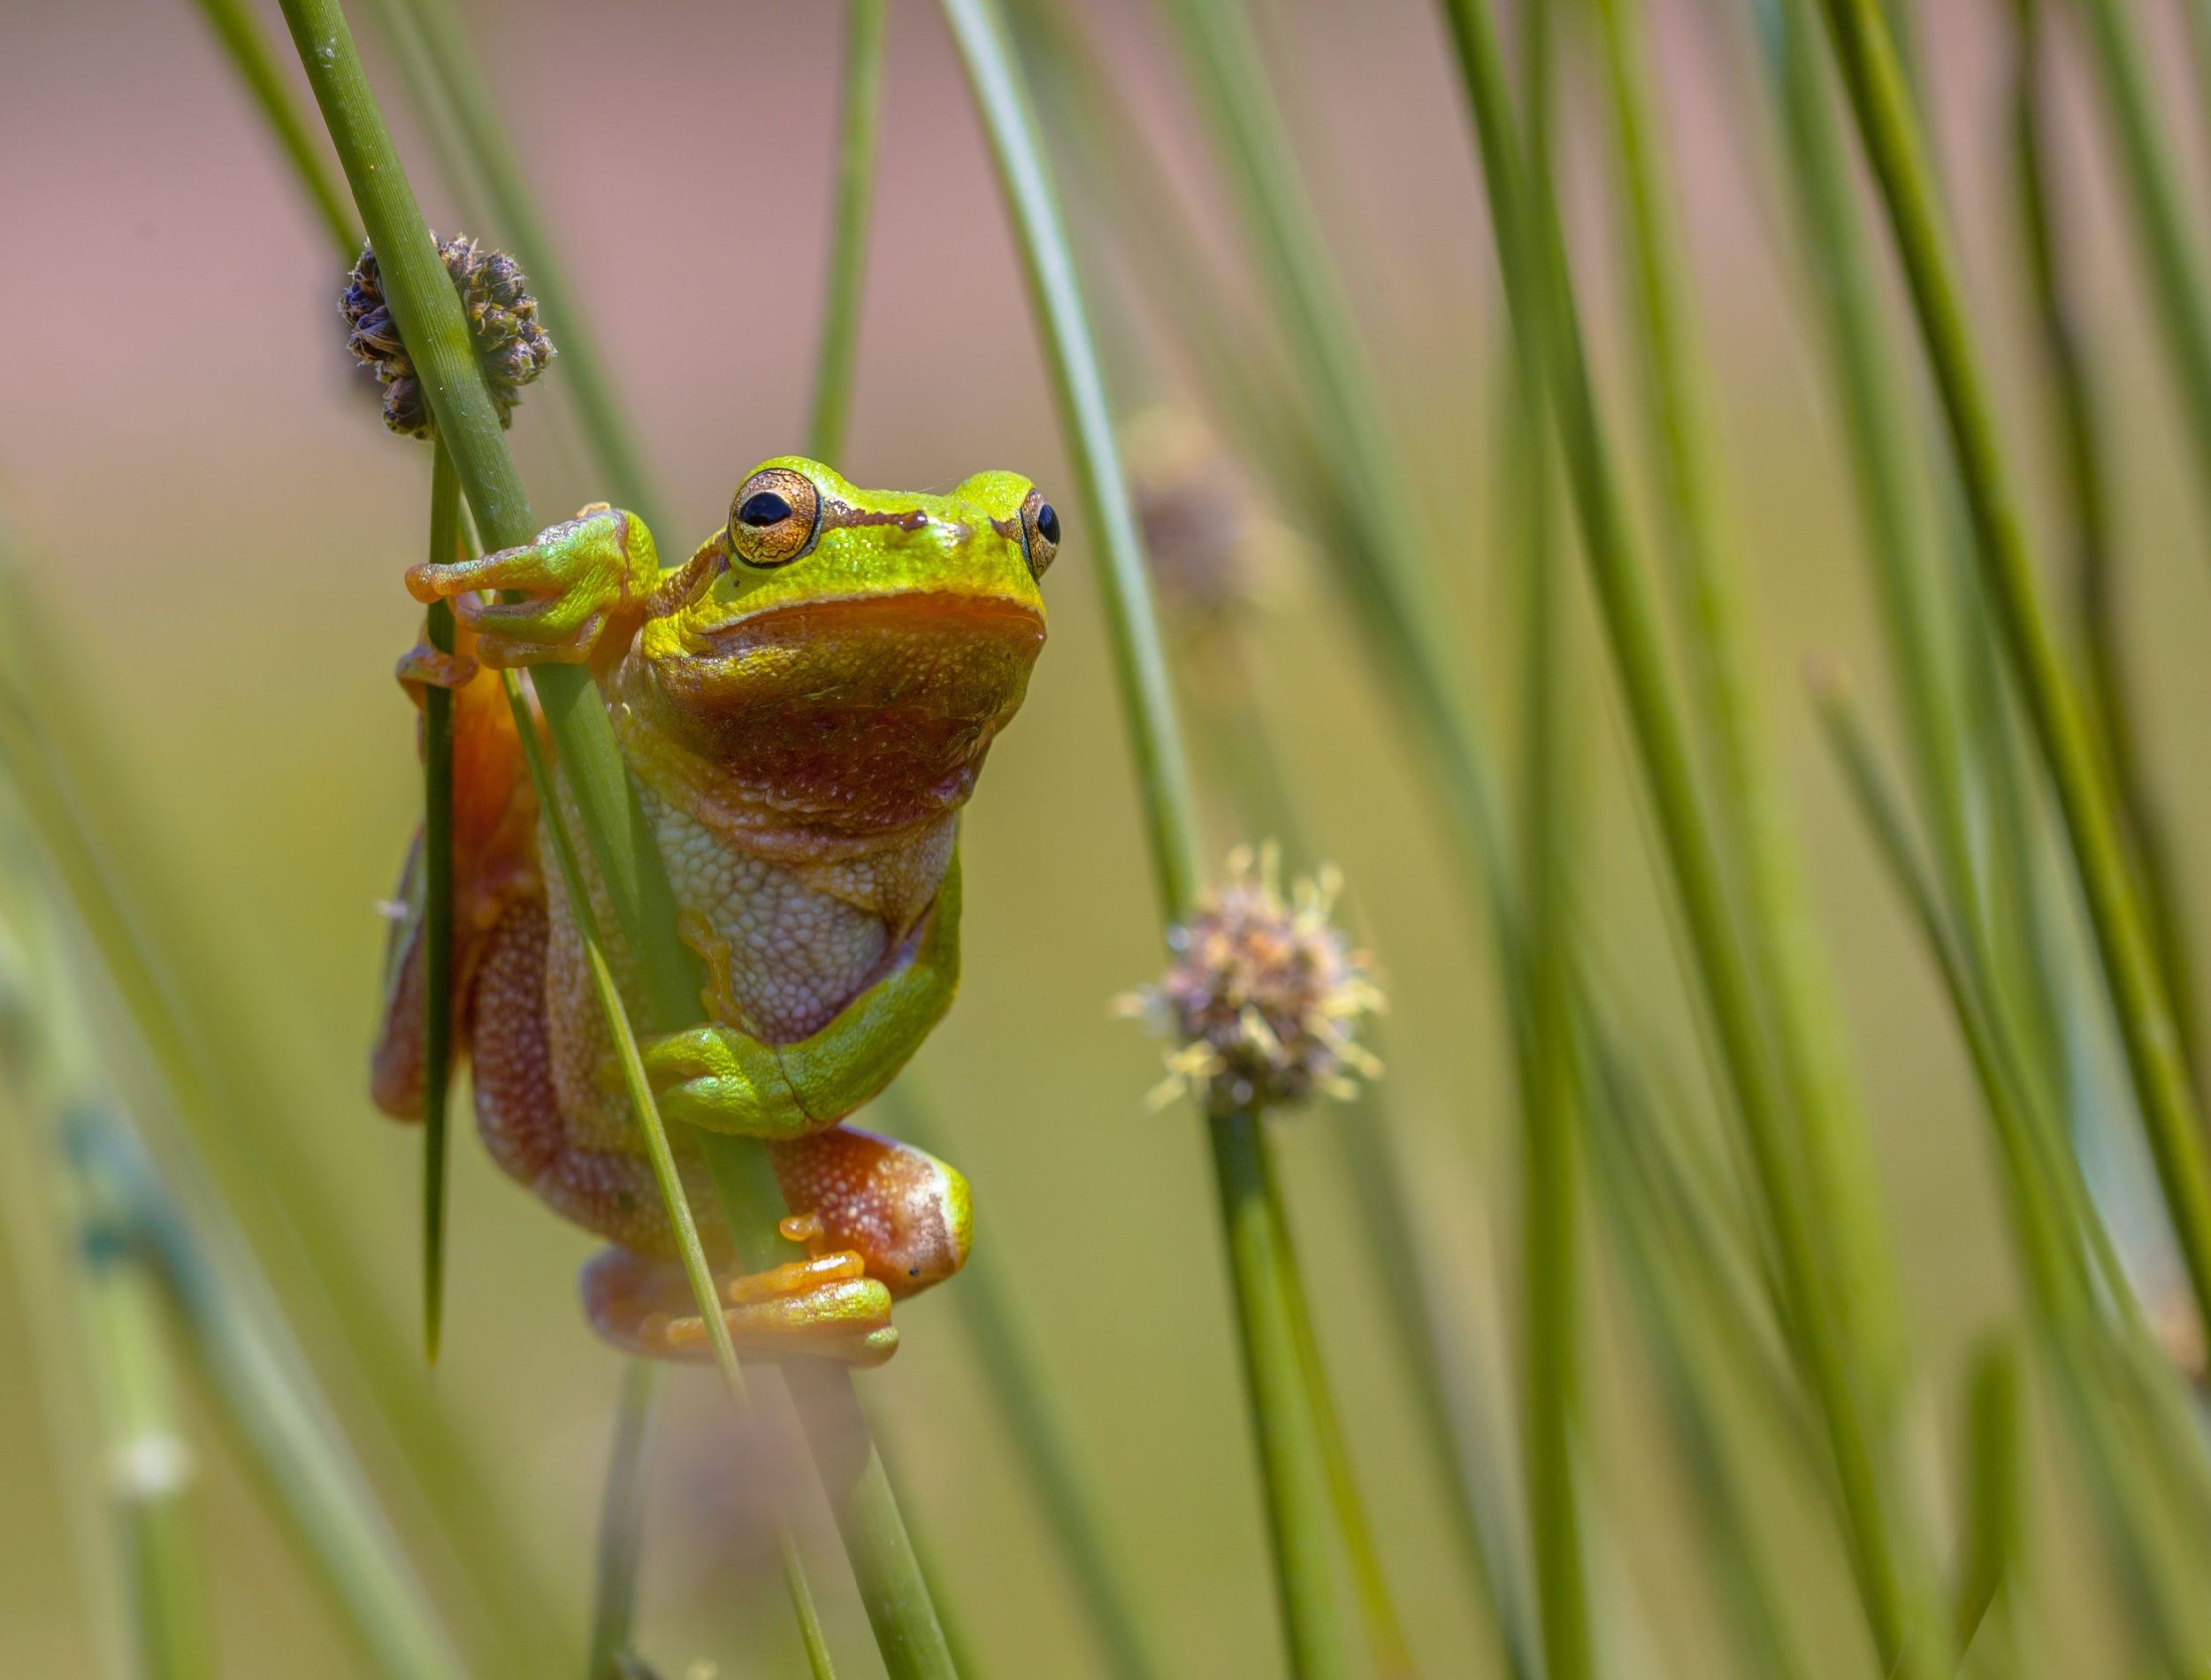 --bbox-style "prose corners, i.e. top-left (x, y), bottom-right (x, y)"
top-left (1952, 1338), bottom-right (2024, 1652)
top-left (1754, 0), bottom-right (1974, 926)
top-left (809, 0), bottom-right (889, 465)
top-left (1591, 0), bottom-right (1901, 1388)
top-left (1513, 5), bottom-right (1591, 1675)
top-left (74, 1111), bottom-right (474, 1680)
top-left (878, 1085), bottom-right (1168, 1680)
top-left (1209, 1105), bottom-right (1352, 1680)
top-left (1144, 0), bottom-right (1515, 950)
top-left (1434, 2), bottom-right (1943, 1669)
top-left (1808, 0), bottom-right (2211, 1358)
top-left (272, 5), bottom-right (944, 1673)
top-left (587, 1360), bottom-right (667, 1680)
top-left (2008, 0), bottom-right (2200, 1096)
top-left (419, 445), bottom-right (459, 1362)
top-left (192, 0), bottom-right (358, 253)
top-left (937, 2), bottom-right (1345, 1672)
top-left (2070, 0), bottom-right (2211, 568)
top-left (1182, 649), bottom-right (1539, 1679)
top-left (378, 0), bottom-right (664, 523)
top-left (0, 645), bottom-right (554, 1679)
top-left (62, 1125), bottom-right (216, 1680)
top-left (940, 0), bottom-right (1203, 919)
top-left (1258, 1145), bottom-right (1418, 1679)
